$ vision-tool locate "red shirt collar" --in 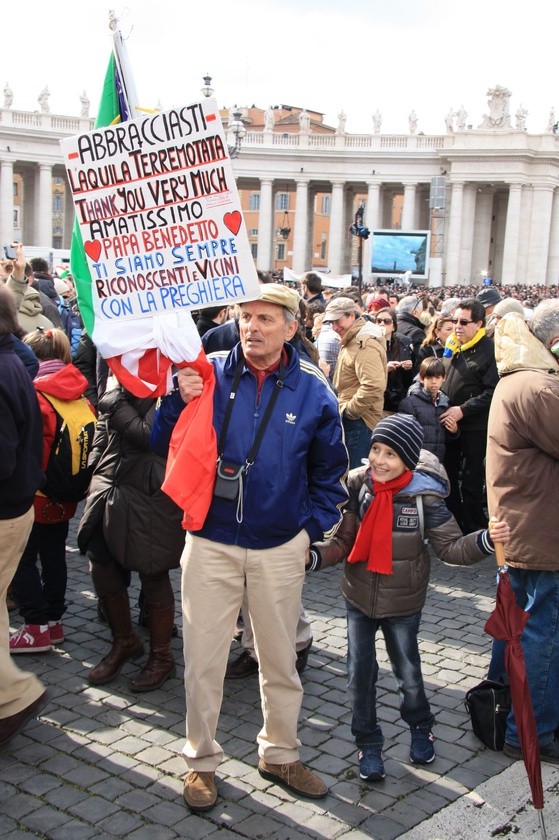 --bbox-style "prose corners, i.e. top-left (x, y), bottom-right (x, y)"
top-left (244, 347), bottom-right (288, 396)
